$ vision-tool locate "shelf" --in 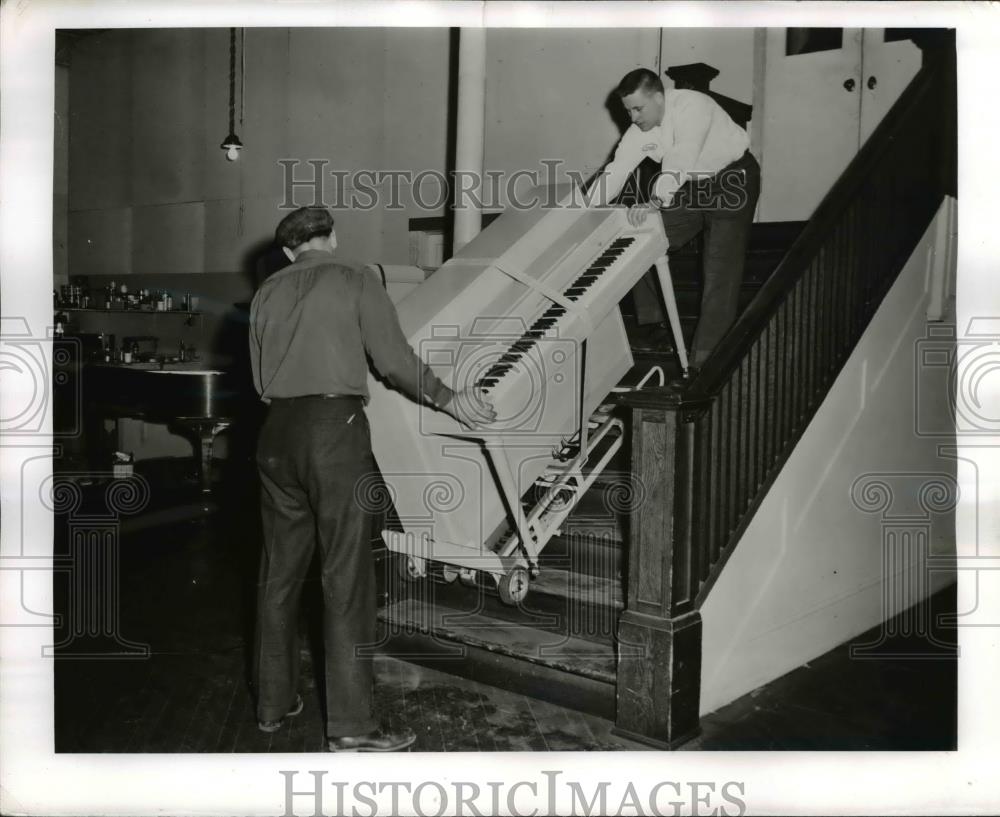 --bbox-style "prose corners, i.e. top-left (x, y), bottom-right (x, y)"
top-left (55, 308), bottom-right (202, 315)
